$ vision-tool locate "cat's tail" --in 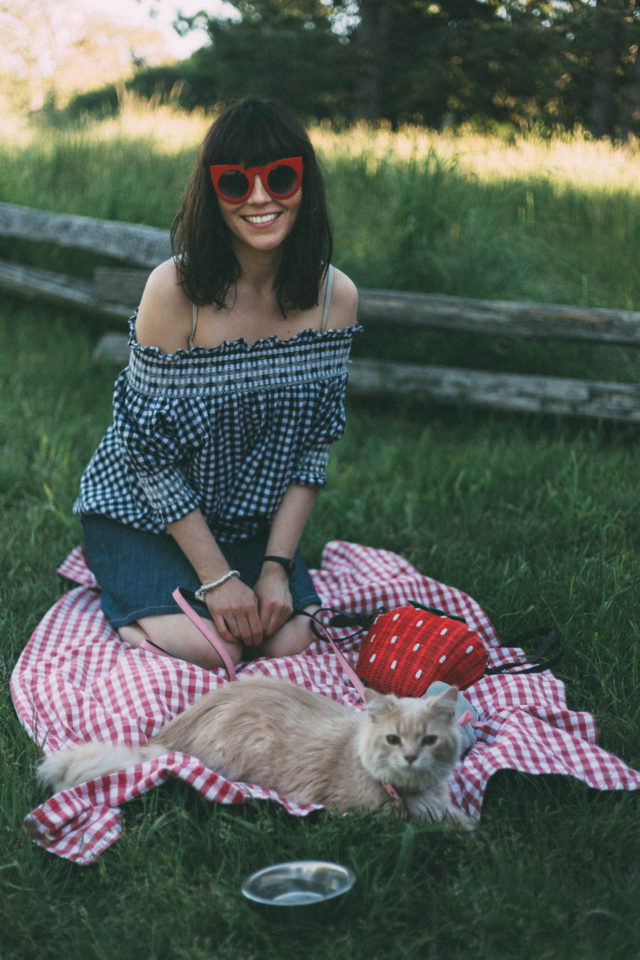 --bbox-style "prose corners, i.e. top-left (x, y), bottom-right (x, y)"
top-left (37, 740), bottom-right (166, 794)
